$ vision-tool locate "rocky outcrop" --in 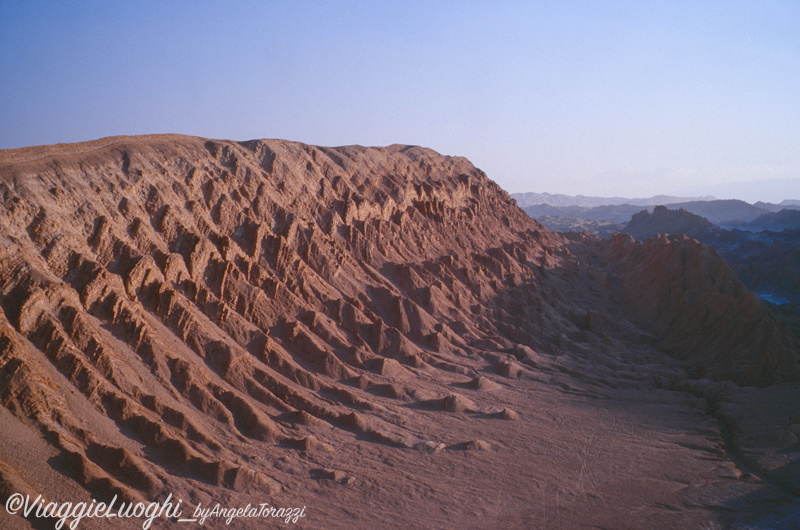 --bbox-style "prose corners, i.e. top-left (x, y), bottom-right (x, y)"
top-left (598, 232), bottom-right (799, 385)
top-left (0, 135), bottom-right (797, 527)
top-left (623, 205), bottom-right (723, 243)
top-left (622, 206), bottom-right (800, 308)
